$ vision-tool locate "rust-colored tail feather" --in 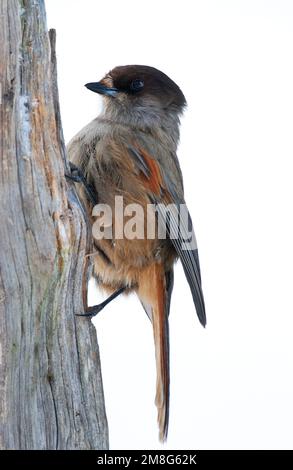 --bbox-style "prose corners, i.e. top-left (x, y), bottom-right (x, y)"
top-left (152, 297), bottom-right (170, 442)
top-left (139, 264), bottom-right (172, 442)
